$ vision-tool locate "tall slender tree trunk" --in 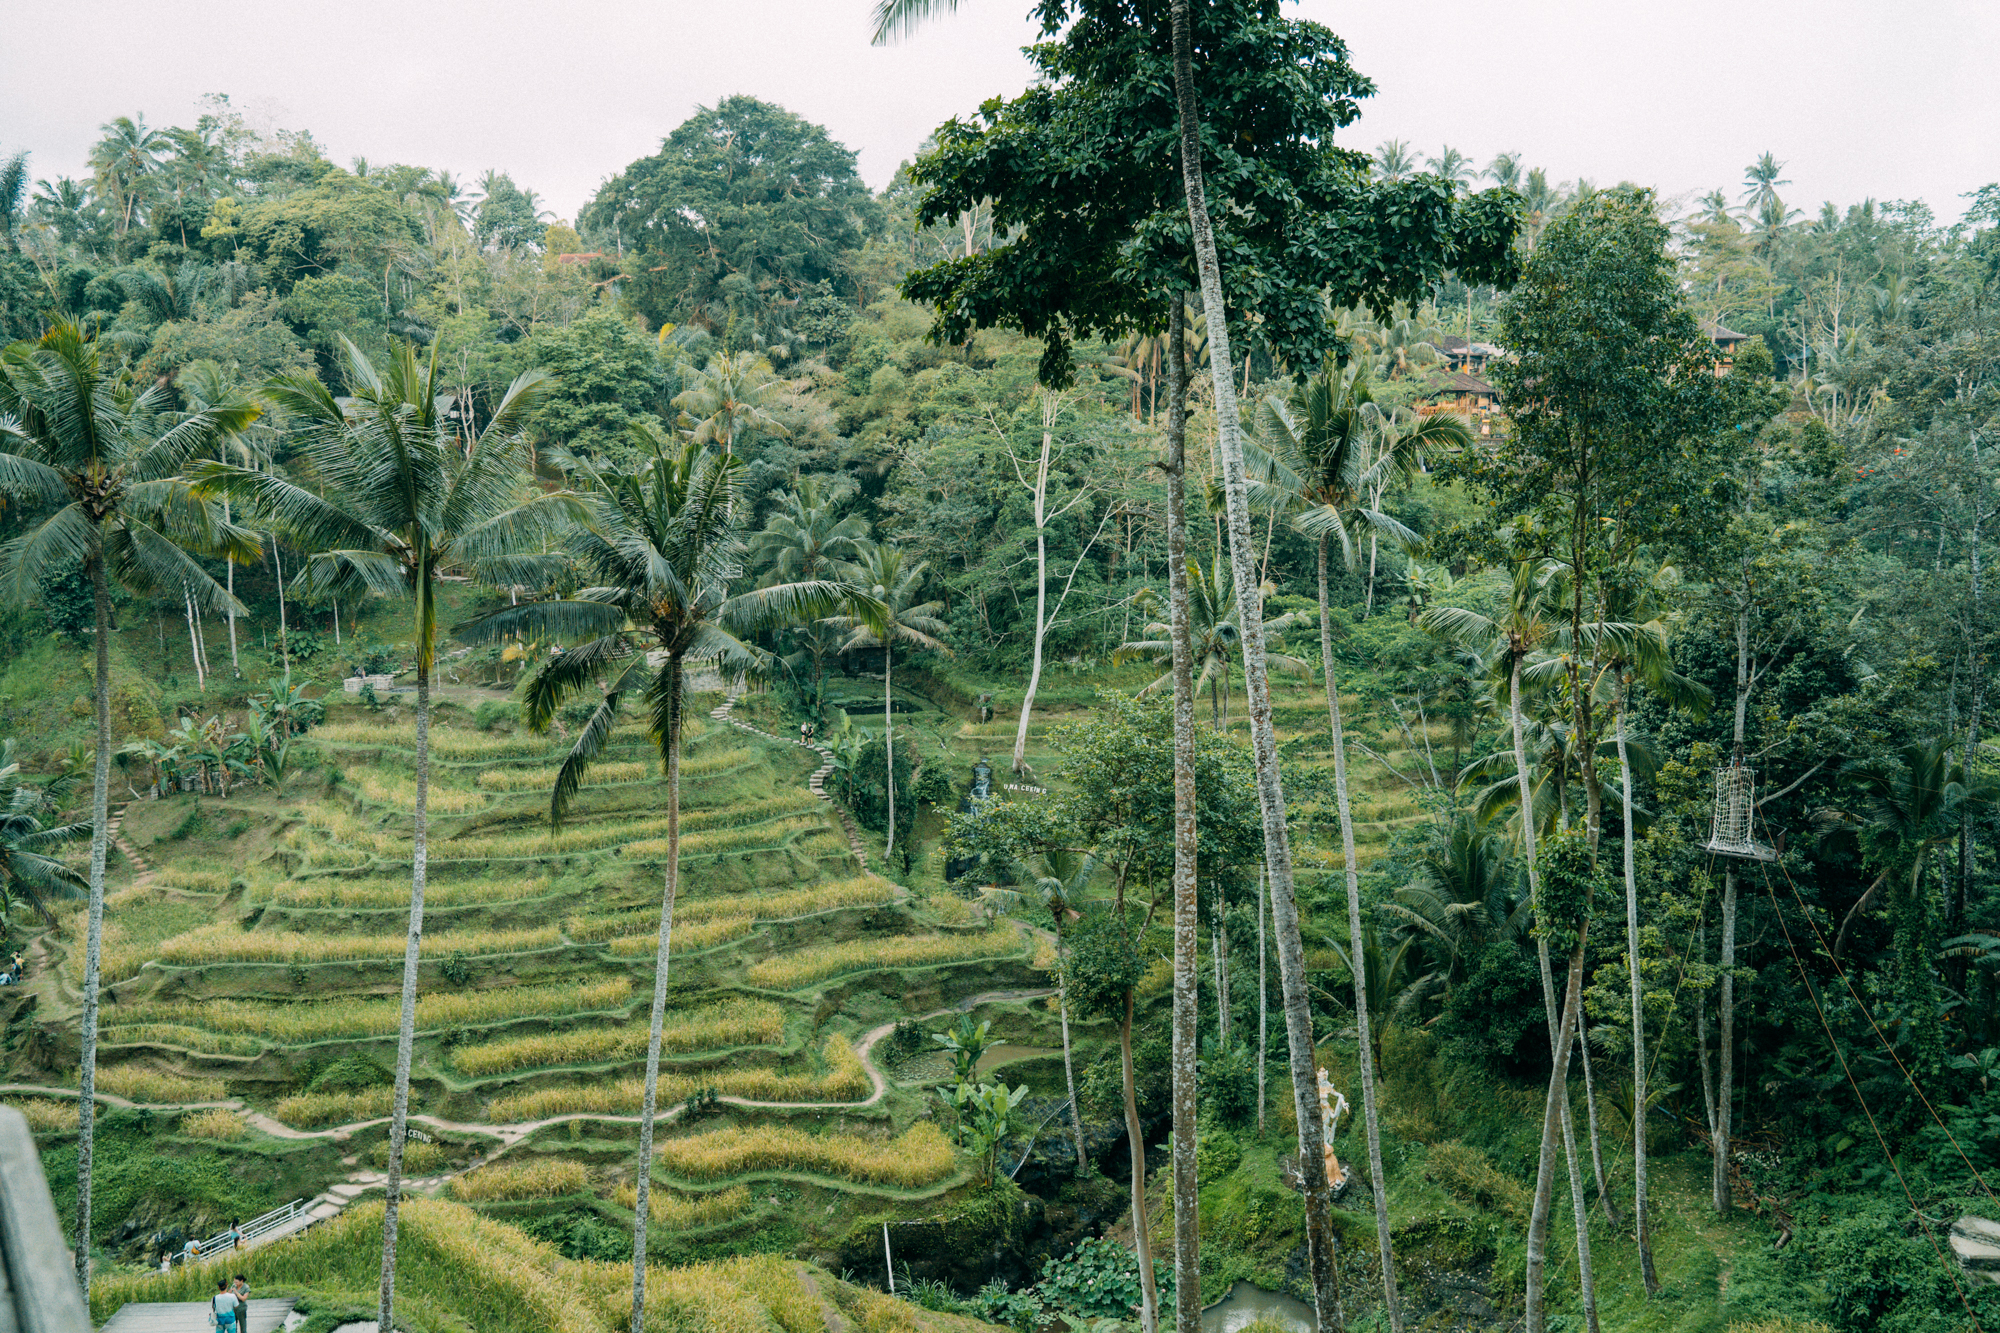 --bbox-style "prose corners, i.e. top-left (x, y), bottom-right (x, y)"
top-left (1321, 535), bottom-right (1400, 1329)
top-left (630, 656), bottom-right (685, 1333)
top-left (1058, 950), bottom-right (1088, 1176)
top-left (1257, 863), bottom-right (1268, 1136)
top-left (1168, 294), bottom-right (1204, 1333)
top-left (1715, 603), bottom-right (1752, 1216)
top-left (273, 540), bottom-right (291, 681)
top-left (75, 550), bottom-right (113, 1291)
top-left (1616, 680), bottom-right (1658, 1290)
top-left (184, 589), bottom-right (205, 690)
top-left (1124, 992), bottom-right (1159, 1333)
top-left (1014, 394), bottom-right (1055, 774)
top-left (1577, 1026), bottom-right (1618, 1224)
top-left (884, 644), bottom-right (897, 864)
top-left (376, 653), bottom-right (431, 1331)
top-left (1525, 938), bottom-right (1590, 1333)
top-left (1168, 7), bottom-right (1343, 1329)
